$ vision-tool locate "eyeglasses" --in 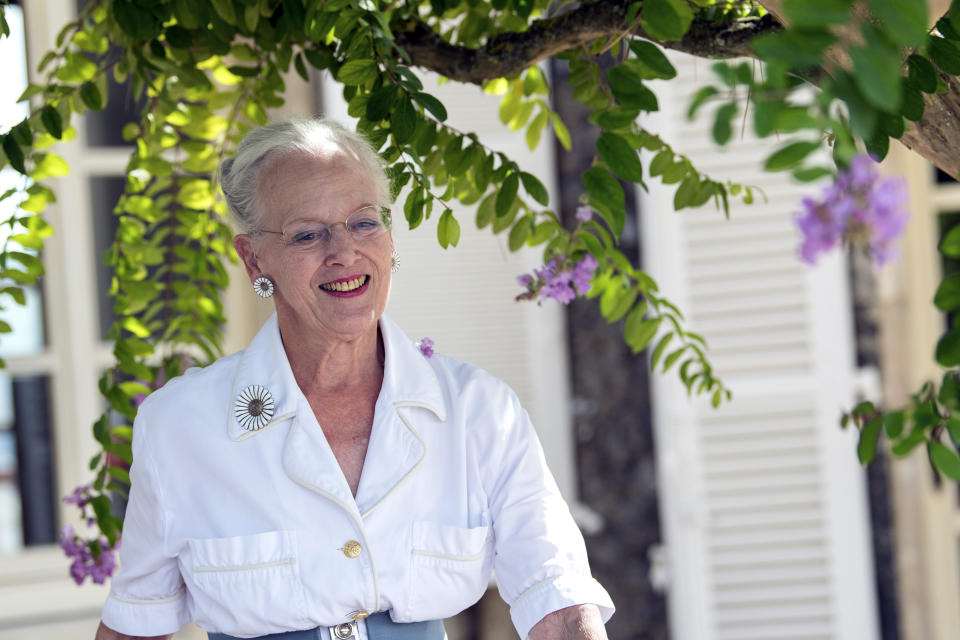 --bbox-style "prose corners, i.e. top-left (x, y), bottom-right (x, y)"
top-left (257, 206), bottom-right (392, 250)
